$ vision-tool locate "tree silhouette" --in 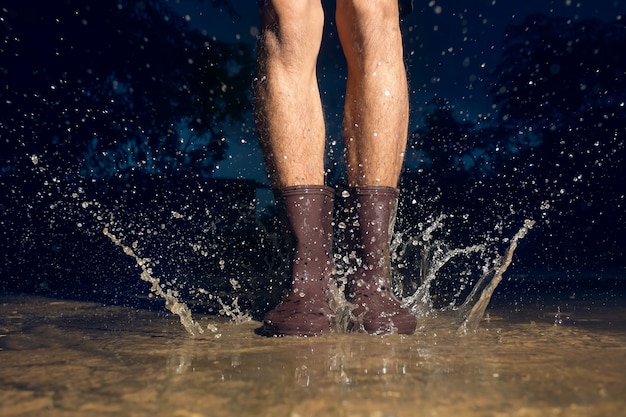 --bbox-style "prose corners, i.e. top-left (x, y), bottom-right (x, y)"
top-left (490, 14), bottom-right (625, 132)
top-left (487, 14), bottom-right (626, 265)
top-left (1, 0), bottom-right (253, 179)
top-left (403, 99), bottom-right (473, 210)
top-left (0, 1), bottom-right (258, 295)
top-left (403, 14), bottom-right (626, 267)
